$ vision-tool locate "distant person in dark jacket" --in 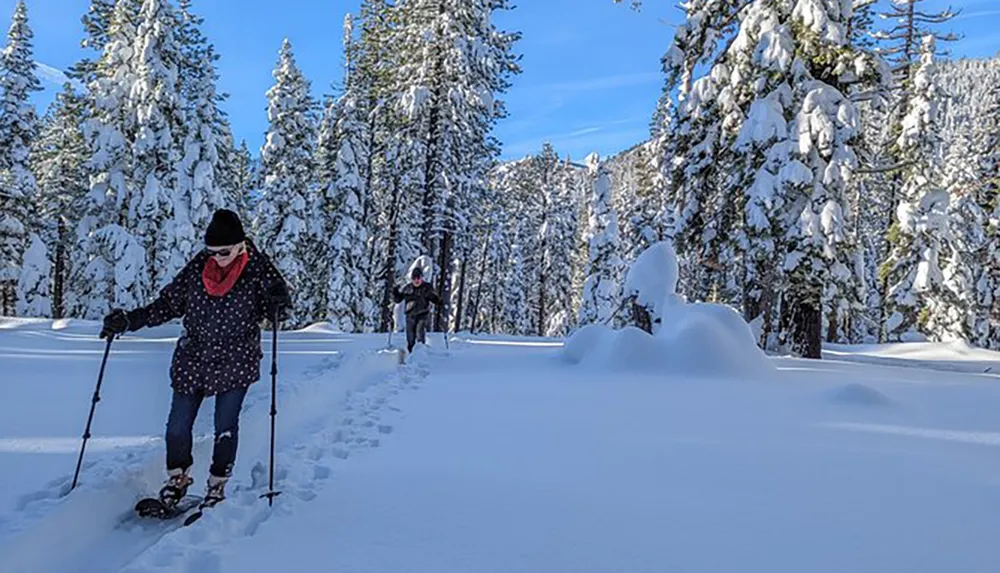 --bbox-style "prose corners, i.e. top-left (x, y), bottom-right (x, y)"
top-left (392, 267), bottom-right (441, 353)
top-left (99, 209), bottom-right (290, 510)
